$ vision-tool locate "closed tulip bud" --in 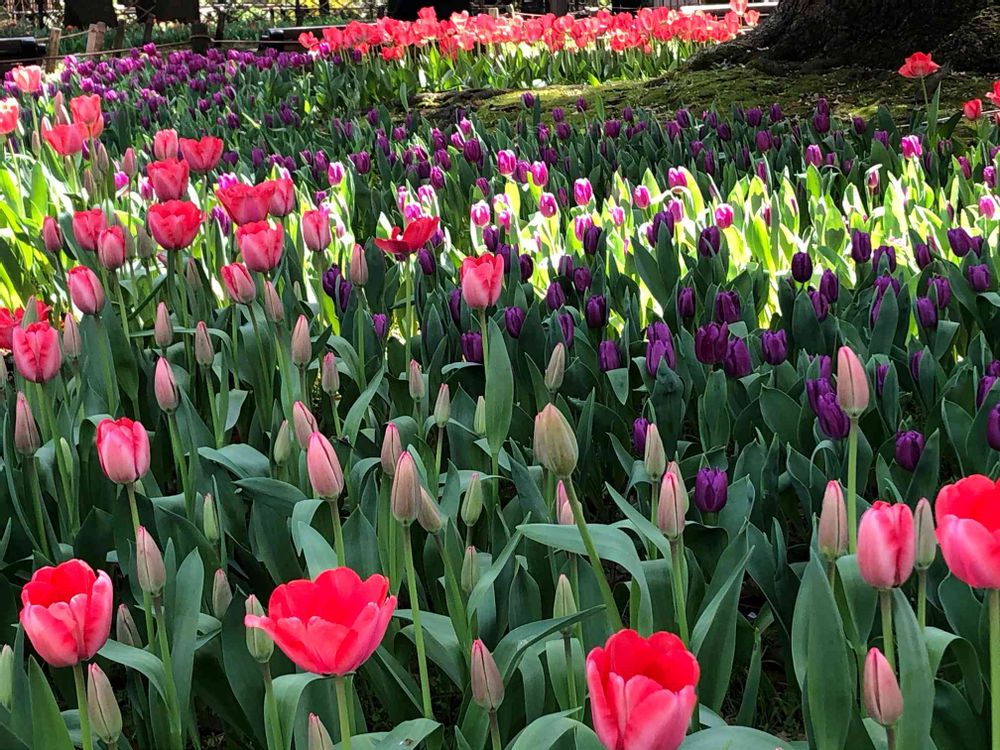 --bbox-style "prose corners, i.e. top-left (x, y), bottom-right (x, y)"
top-left (94, 142), bottom-right (109, 174)
top-left (391, 451), bottom-right (421, 524)
top-left (434, 384), bottom-right (450, 427)
top-left (555, 480), bottom-right (575, 525)
top-left (203, 494), bottom-right (219, 543)
top-left (644, 423), bottom-right (666, 480)
top-left (858, 501), bottom-right (915, 589)
top-left (154, 302), bottom-right (173, 349)
top-left (417, 487), bottom-right (443, 534)
top-left (837, 346), bottom-right (869, 417)
top-left (474, 396), bottom-right (487, 436)
top-left (381, 423), bottom-right (402, 475)
top-left (307, 432), bottom-right (344, 499)
top-left (62, 313), bottom-right (82, 360)
top-left (30, 130), bottom-right (40, 155)
top-left (194, 321), bottom-right (214, 367)
top-left (0, 645), bottom-right (13, 709)
top-left (864, 648), bottom-right (903, 727)
top-left (308, 714), bottom-right (335, 750)
top-left (184, 256), bottom-right (199, 288)
top-left (462, 473), bottom-right (483, 526)
top-left (83, 168), bottom-right (95, 197)
top-left (274, 420), bottom-right (292, 466)
top-left (154, 357), bottom-right (179, 412)
top-left (914, 497), bottom-right (936, 570)
top-left (136, 526), bottom-right (165, 596)
top-left (116, 604), bottom-right (140, 647)
top-left (545, 343), bottom-right (566, 392)
top-left (292, 401), bottom-right (318, 448)
top-left (818, 480), bottom-right (847, 561)
top-left (213, 569), bottom-right (233, 618)
top-left (122, 146), bottom-right (138, 177)
top-left (657, 470), bottom-right (688, 539)
top-left (245, 595), bottom-right (274, 663)
top-left (264, 280), bottom-right (284, 323)
top-left (462, 546), bottom-right (479, 594)
top-left (553, 573), bottom-right (577, 623)
top-left (321, 352), bottom-right (340, 395)
top-left (291, 315), bottom-right (312, 368)
top-left (349, 244), bottom-right (368, 285)
top-left (137, 226), bottom-right (154, 258)
top-left (408, 359), bottom-right (425, 401)
top-left (471, 639), bottom-right (504, 711)
top-left (533, 403), bottom-right (578, 477)
top-left (87, 664), bottom-right (122, 746)
top-left (42, 216), bottom-right (63, 254)
top-left (14, 392), bottom-right (40, 455)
